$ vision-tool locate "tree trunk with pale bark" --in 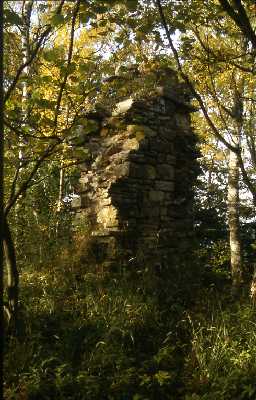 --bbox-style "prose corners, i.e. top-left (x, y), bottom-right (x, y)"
top-left (228, 147), bottom-right (243, 289)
